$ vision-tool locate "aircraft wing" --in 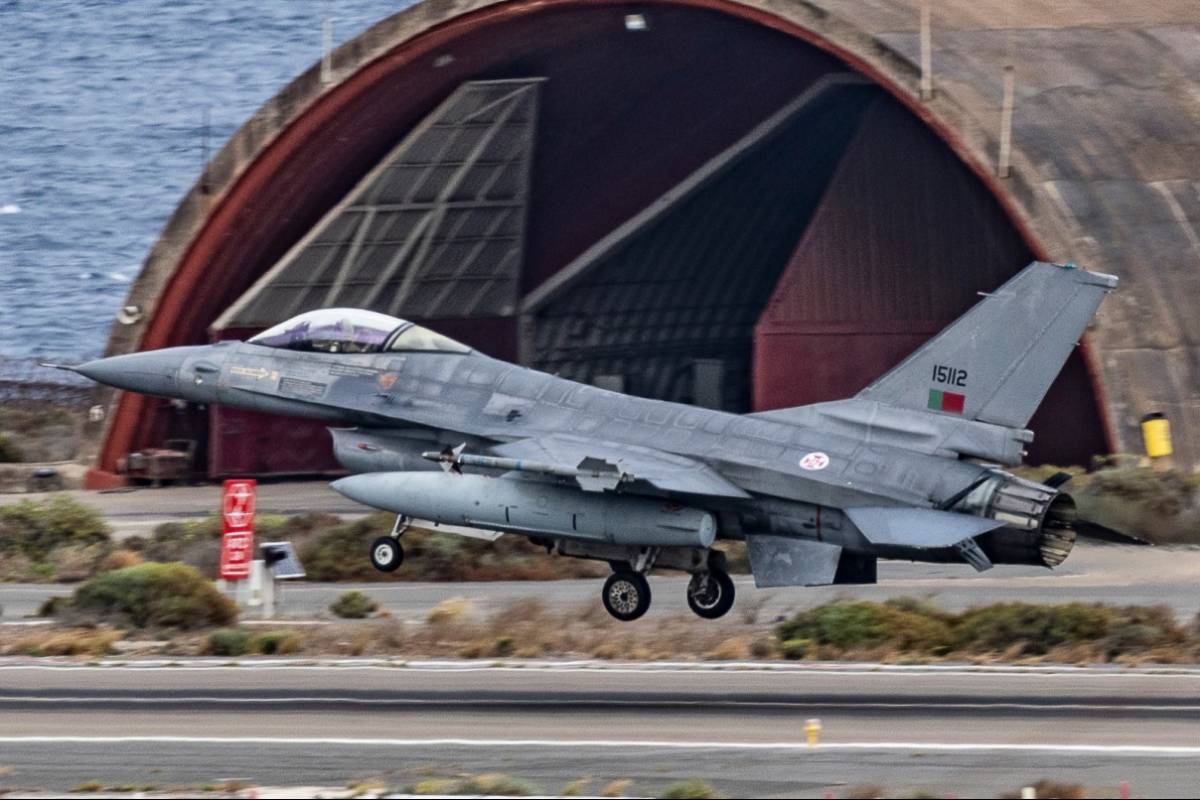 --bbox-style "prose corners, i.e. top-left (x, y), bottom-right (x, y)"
top-left (489, 435), bottom-right (751, 499)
